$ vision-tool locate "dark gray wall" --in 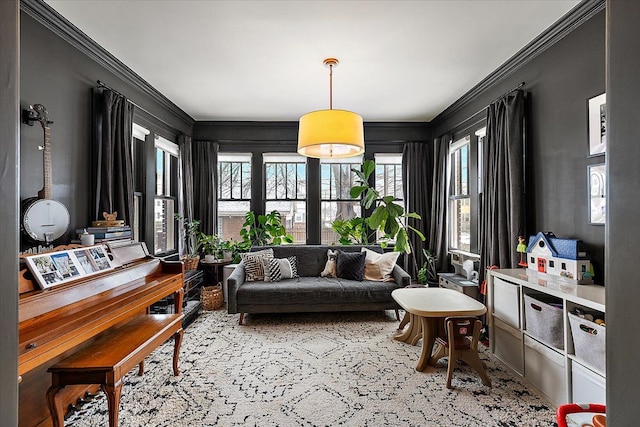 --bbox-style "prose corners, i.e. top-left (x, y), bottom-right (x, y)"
top-left (0, 1), bottom-right (20, 425)
top-left (606, 1), bottom-right (640, 423)
top-left (431, 9), bottom-right (606, 283)
top-left (19, 11), bottom-right (194, 249)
